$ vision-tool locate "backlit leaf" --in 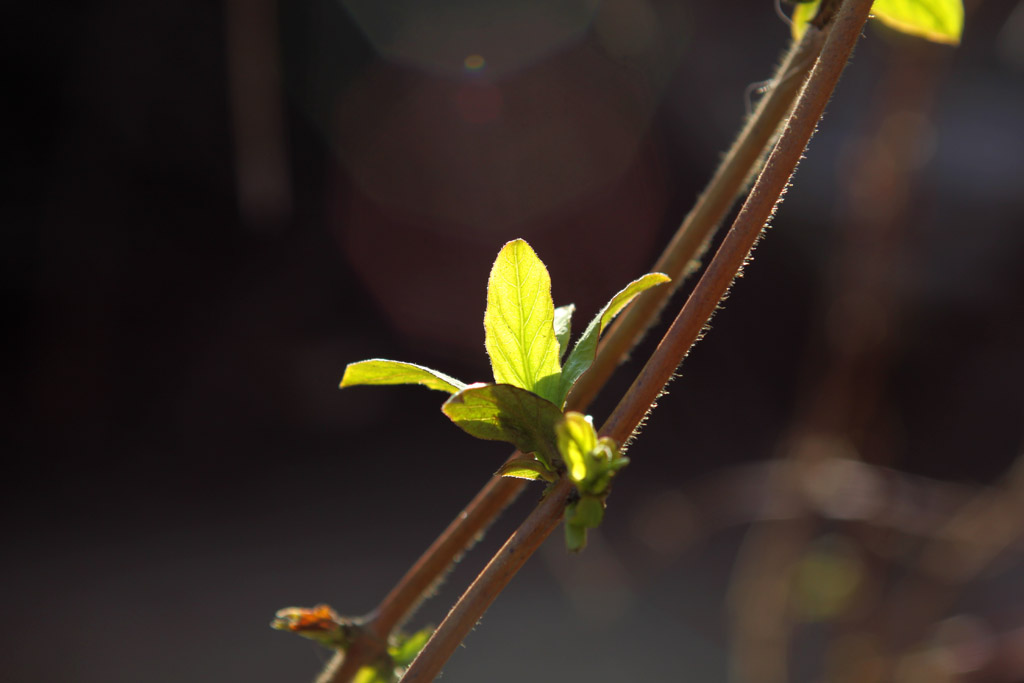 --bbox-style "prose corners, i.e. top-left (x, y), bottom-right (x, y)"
top-left (442, 383), bottom-right (563, 466)
top-left (389, 627), bottom-right (433, 668)
top-left (556, 272), bottom-right (670, 405)
top-left (484, 240), bottom-right (562, 402)
top-left (791, 0), bottom-right (822, 40)
top-left (495, 458), bottom-right (557, 482)
top-left (871, 0), bottom-right (963, 45)
top-left (790, 0), bottom-right (963, 44)
top-left (353, 667), bottom-right (391, 683)
top-left (340, 359), bottom-right (467, 394)
top-left (555, 411), bottom-right (597, 484)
